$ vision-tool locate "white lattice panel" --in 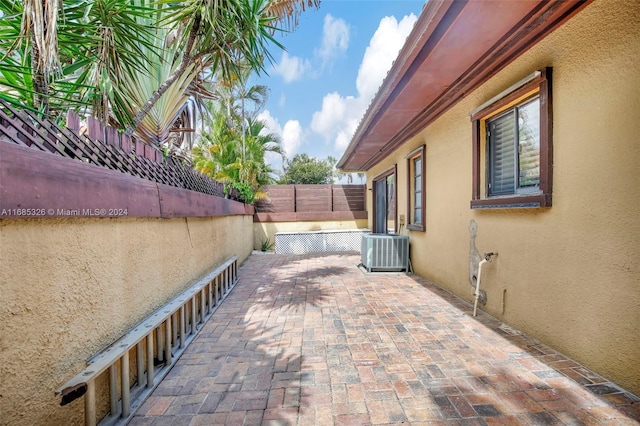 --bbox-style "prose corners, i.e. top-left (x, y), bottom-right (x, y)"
top-left (275, 229), bottom-right (370, 254)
